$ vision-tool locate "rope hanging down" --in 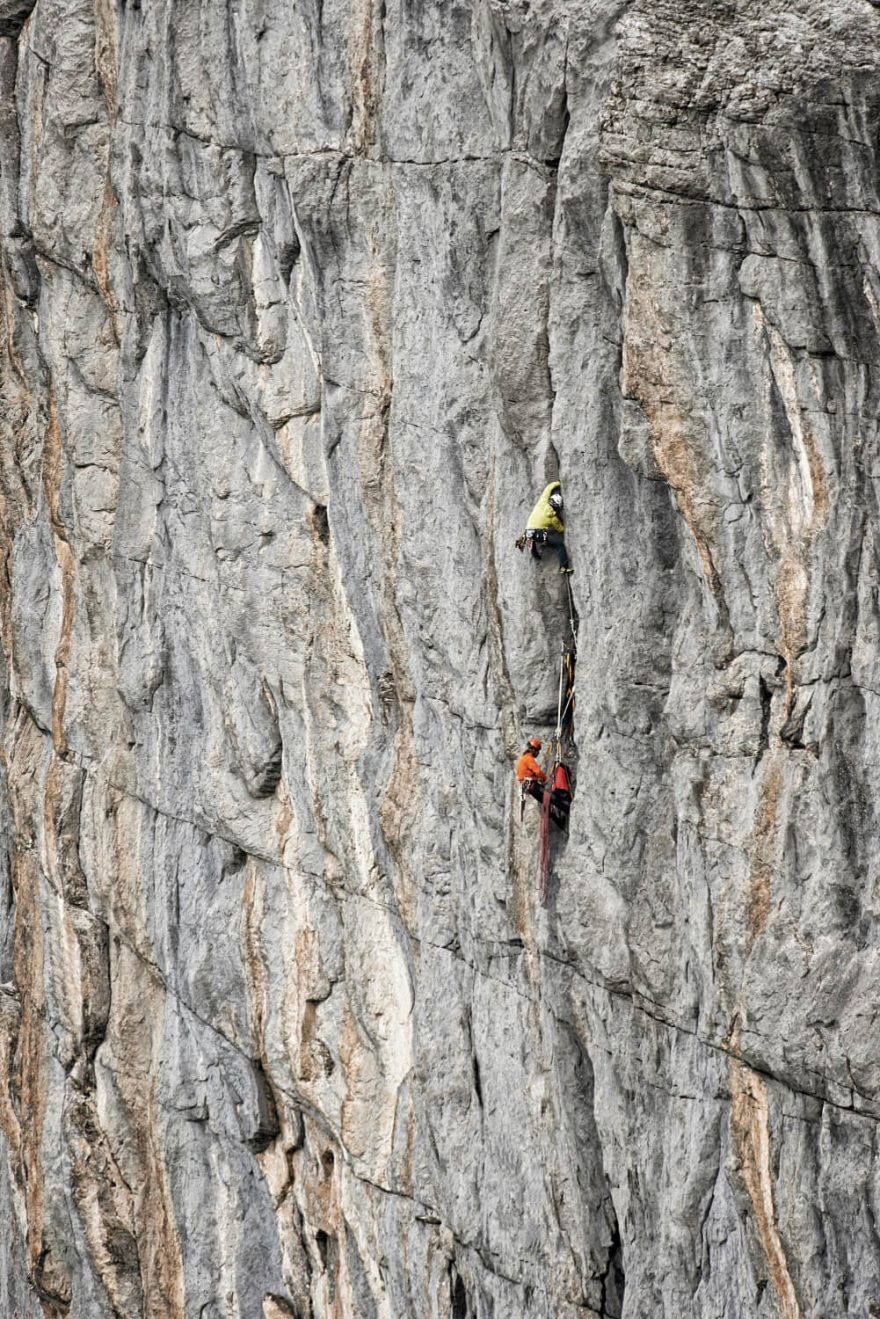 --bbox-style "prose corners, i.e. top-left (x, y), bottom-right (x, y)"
top-left (536, 637), bottom-right (577, 906)
top-left (538, 778), bottom-right (552, 905)
top-left (566, 575), bottom-right (578, 646)
top-left (515, 486), bottom-right (580, 905)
